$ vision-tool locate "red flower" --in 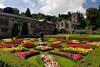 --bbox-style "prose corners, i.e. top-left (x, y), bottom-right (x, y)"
top-left (15, 50), bottom-right (38, 59)
top-left (50, 50), bottom-right (82, 60)
top-left (51, 43), bottom-right (61, 47)
top-left (15, 38), bottom-right (25, 42)
top-left (23, 42), bottom-right (34, 47)
top-left (67, 43), bottom-right (91, 49)
top-left (0, 43), bottom-right (16, 48)
top-left (59, 39), bottom-right (69, 43)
